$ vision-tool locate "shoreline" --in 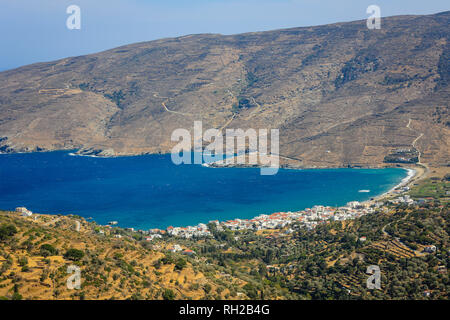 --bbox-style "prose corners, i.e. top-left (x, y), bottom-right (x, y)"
top-left (1, 149), bottom-right (424, 231)
top-left (372, 167), bottom-right (415, 201)
top-left (149, 166), bottom-right (419, 234)
top-left (147, 166), bottom-right (418, 230)
top-left (373, 164), bottom-right (427, 202)
top-left (0, 148), bottom-right (424, 170)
